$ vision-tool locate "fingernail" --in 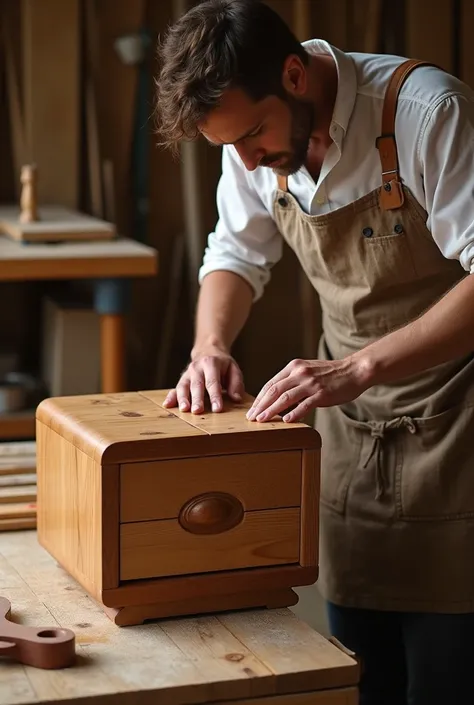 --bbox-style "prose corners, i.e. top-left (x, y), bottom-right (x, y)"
top-left (191, 404), bottom-right (200, 413)
top-left (233, 393), bottom-right (242, 401)
top-left (212, 402), bottom-right (219, 412)
top-left (256, 412), bottom-right (266, 422)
